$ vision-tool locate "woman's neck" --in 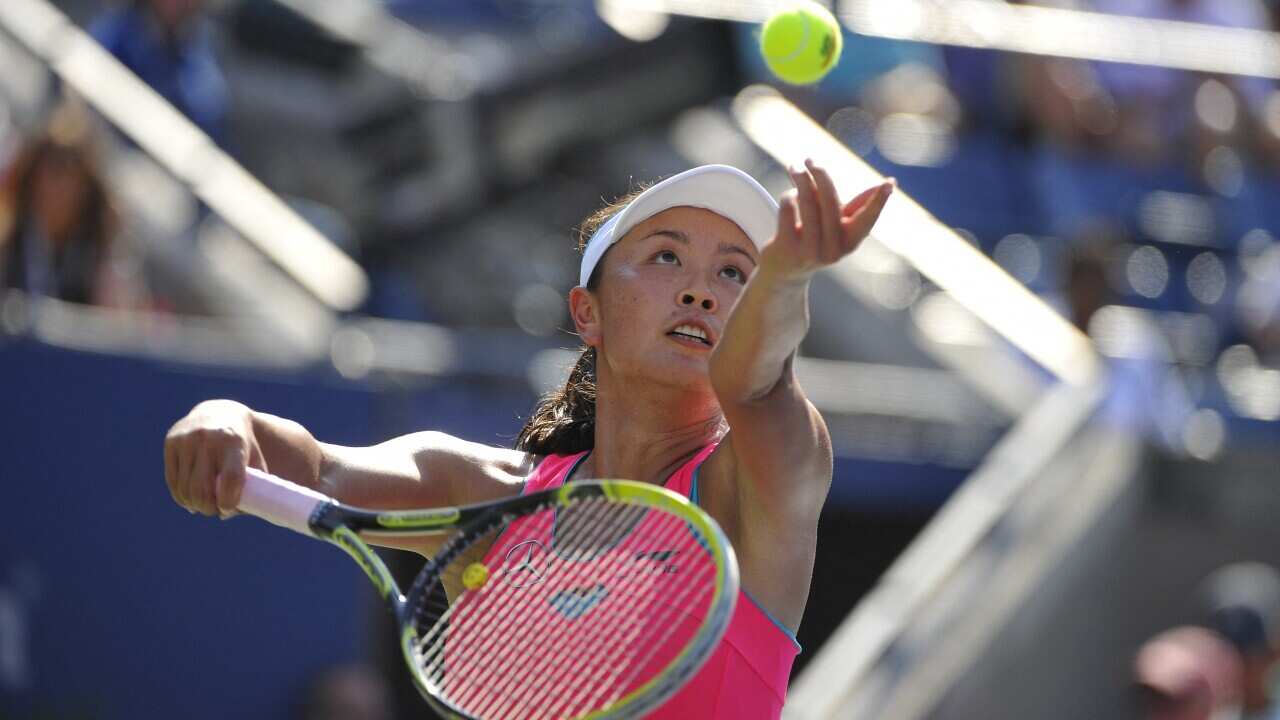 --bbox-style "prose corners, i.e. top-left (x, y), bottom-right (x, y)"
top-left (579, 368), bottom-right (725, 487)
